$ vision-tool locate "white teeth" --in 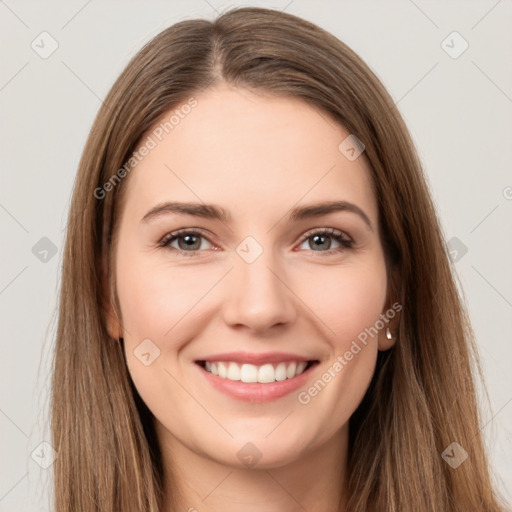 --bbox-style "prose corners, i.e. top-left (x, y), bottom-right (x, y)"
top-left (202, 360), bottom-right (311, 383)
top-left (240, 364), bottom-right (258, 383)
top-left (286, 362), bottom-right (297, 378)
top-left (296, 361), bottom-right (307, 375)
top-left (275, 362), bottom-right (287, 381)
top-left (227, 362), bottom-right (241, 380)
top-left (258, 364), bottom-right (275, 383)
top-left (218, 362), bottom-right (228, 378)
